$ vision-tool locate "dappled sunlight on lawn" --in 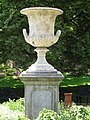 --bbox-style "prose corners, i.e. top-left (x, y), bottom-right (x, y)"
top-left (60, 75), bottom-right (90, 87)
